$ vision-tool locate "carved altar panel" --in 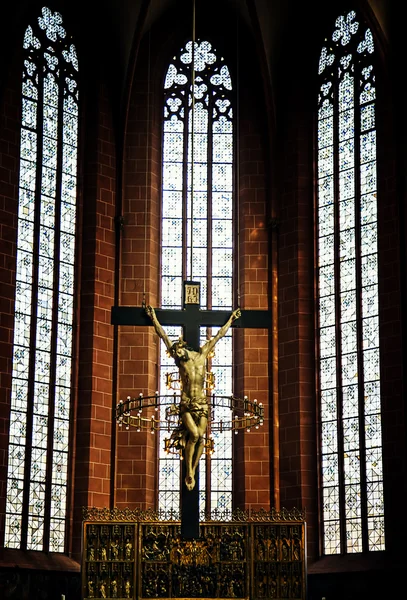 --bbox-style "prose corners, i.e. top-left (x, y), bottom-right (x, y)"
top-left (252, 524), bottom-right (305, 599)
top-left (83, 522), bottom-right (136, 599)
top-left (82, 510), bottom-right (306, 600)
top-left (139, 522), bottom-right (249, 599)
